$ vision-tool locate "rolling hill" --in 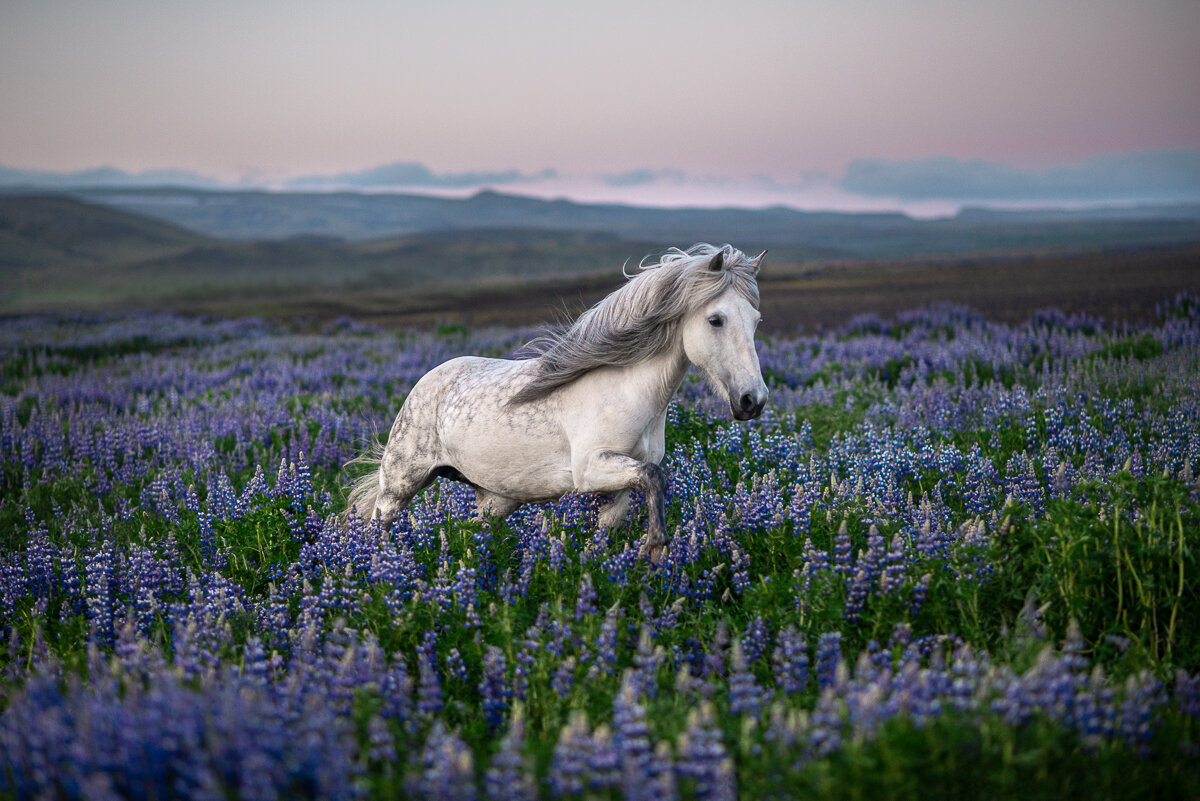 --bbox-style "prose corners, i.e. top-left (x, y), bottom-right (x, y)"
top-left (68, 186), bottom-right (1200, 259)
top-left (2, 190), bottom-right (1198, 328)
top-left (0, 194), bottom-right (208, 269)
top-left (0, 195), bottom-right (674, 310)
